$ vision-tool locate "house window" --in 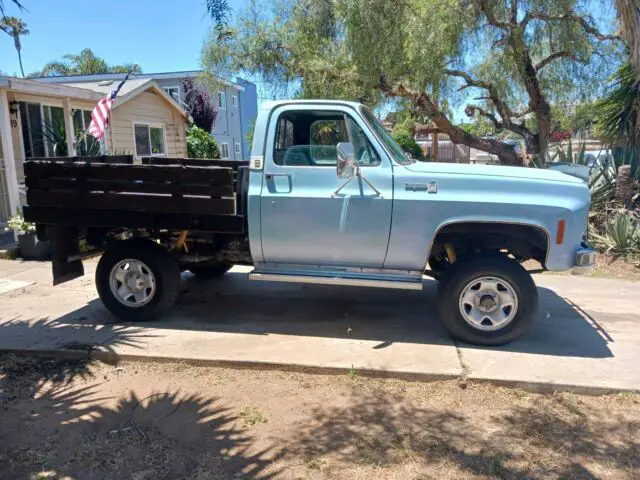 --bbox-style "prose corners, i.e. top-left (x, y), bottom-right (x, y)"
top-left (235, 142), bottom-right (241, 155)
top-left (220, 142), bottom-right (229, 159)
top-left (163, 86), bottom-right (180, 104)
top-left (231, 95), bottom-right (238, 107)
top-left (19, 102), bottom-right (66, 158)
top-left (73, 109), bottom-right (100, 155)
top-left (134, 123), bottom-right (166, 157)
top-left (217, 92), bottom-right (226, 109)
